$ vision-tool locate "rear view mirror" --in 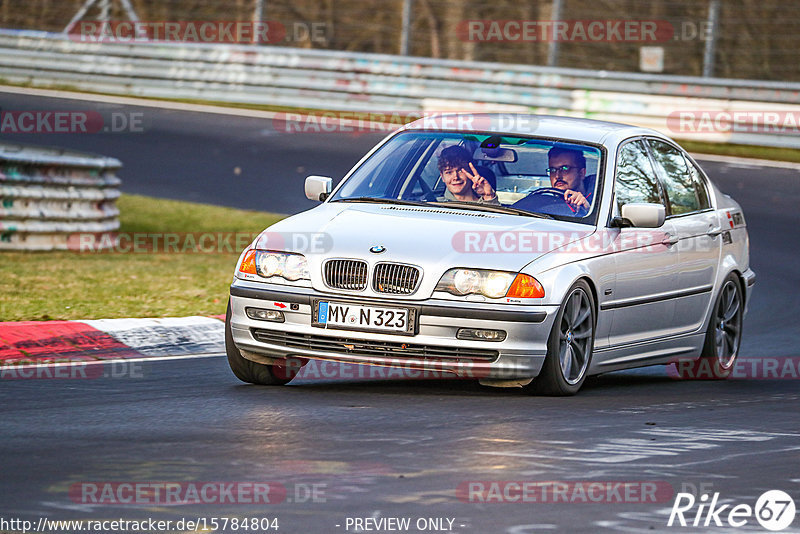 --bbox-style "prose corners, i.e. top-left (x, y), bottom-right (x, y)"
top-left (619, 203), bottom-right (665, 228)
top-left (305, 175), bottom-right (332, 201)
top-left (473, 147), bottom-right (518, 163)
